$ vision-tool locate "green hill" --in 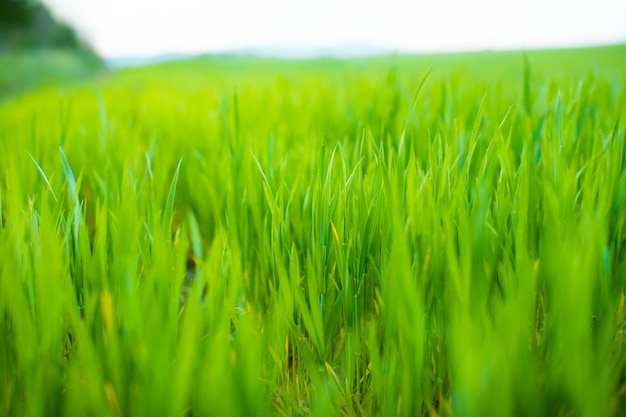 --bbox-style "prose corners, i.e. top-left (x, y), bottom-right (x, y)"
top-left (0, 0), bottom-right (103, 97)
